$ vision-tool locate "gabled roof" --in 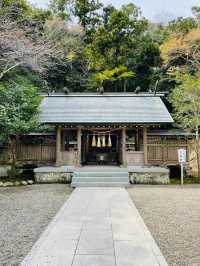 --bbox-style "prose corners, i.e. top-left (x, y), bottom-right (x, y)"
top-left (40, 93), bottom-right (173, 124)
